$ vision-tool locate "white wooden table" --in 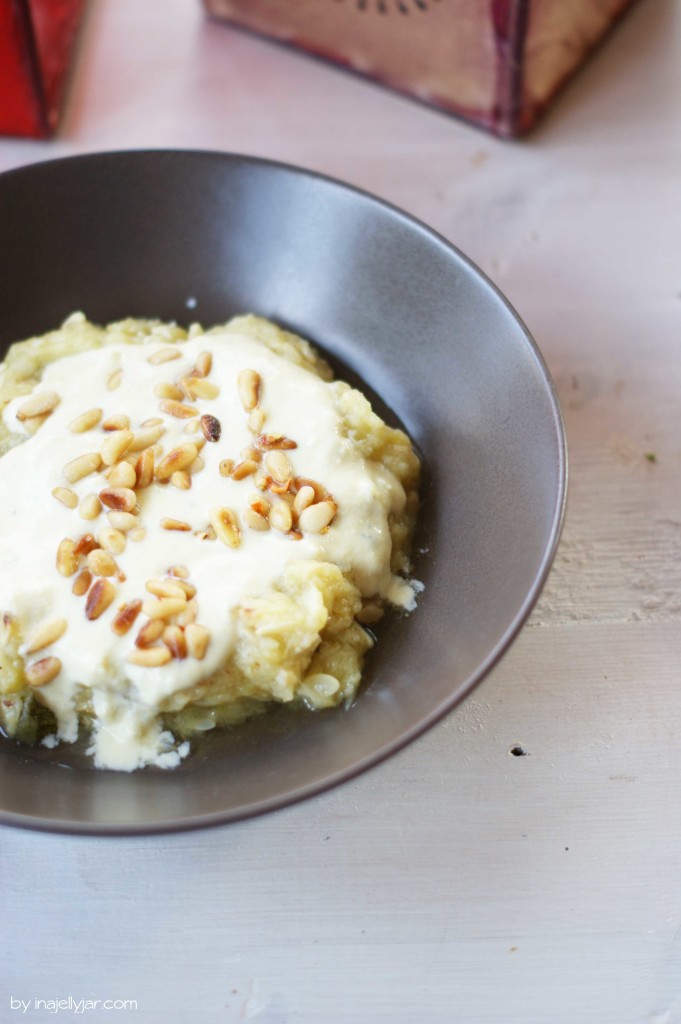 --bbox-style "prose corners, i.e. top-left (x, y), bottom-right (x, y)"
top-left (2, 2), bottom-right (680, 1021)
